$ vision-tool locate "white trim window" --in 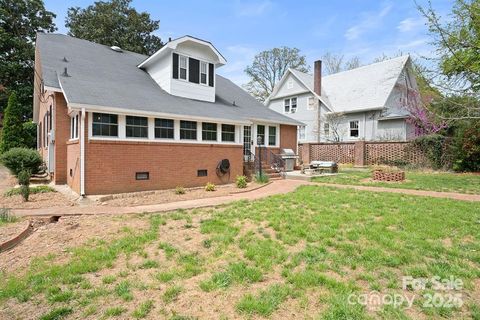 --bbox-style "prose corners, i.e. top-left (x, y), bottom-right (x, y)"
top-left (92, 113), bottom-right (118, 137)
top-left (155, 118), bottom-right (174, 139)
top-left (307, 97), bottom-right (315, 111)
top-left (298, 126), bottom-right (305, 140)
top-left (268, 126), bottom-right (277, 146)
top-left (179, 55), bottom-right (188, 80)
top-left (126, 116), bottom-right (148, 138)
top-left (221, 124), bottom-right (235, 142)
top-left (324, 123), bottom-right (330, 137)
top-left (284, 97), bottom-right (297, 114)
top-left (180, 120), bottom-right (197, 140)
top-left (256, 125), bottom-right (265, 145)
top-left (200, 61), bottom-right (208, 85)
top-left (70, 114), bottom-right (79, 140)
top-left (202, 122), bottom-right (217, 141)
top-left (349, 120), bottom-right (359, 137)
